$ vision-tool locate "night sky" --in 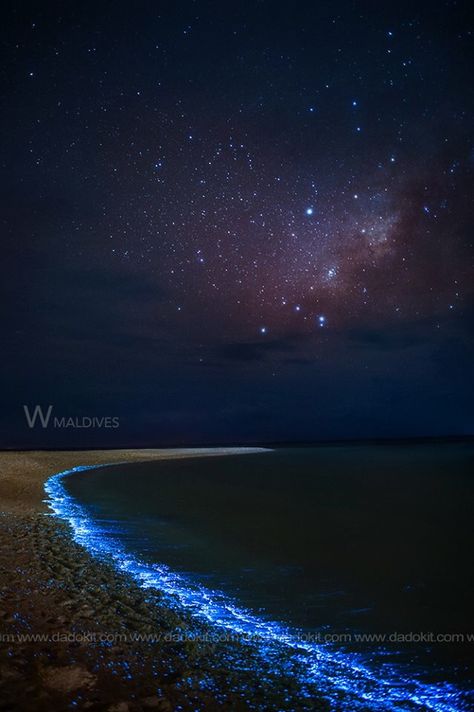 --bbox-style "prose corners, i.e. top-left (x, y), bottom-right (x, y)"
top-left (1, 1), bottom-right (473, 447)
